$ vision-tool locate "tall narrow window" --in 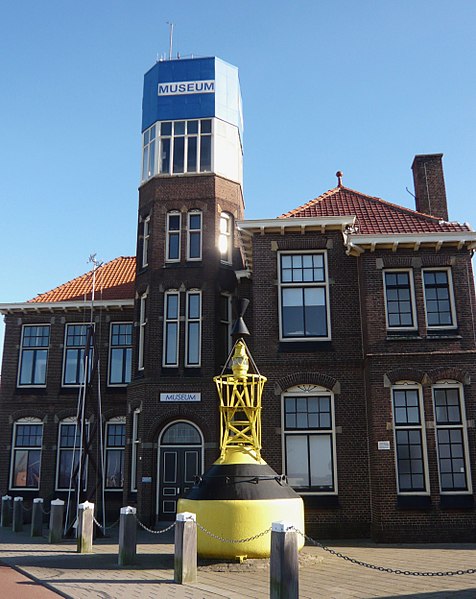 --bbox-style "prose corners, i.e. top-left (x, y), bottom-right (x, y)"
top-left (219, 213), bottom-right (232, 264)
top-left (166, 211), bottom-right (181, 262)
top-left (383, 270), bottom-right (417, 330)
top-left (142, 215), bottom-right (150, 268)
top-left (218, 293), bottom-right (232, 364)
top-left (163, 291), bottom-right (180, 367)
top-left (433, 384), bottom-right (471, 492)
top-left (109, 323), bottom-right (133, 385)
top-left (392, 385), bottom-right (428, 493)
top-left (187, 211), bottom-right (202, 261)
top-left (10, 418), bottom-right (43, 490)
top-left (131, 409), bottom-right (141, 492)
top-left (199, 119), bottom-right (212, 171)
top-left (63, 324), bottom-right (93, 386)
top-left (138, 292), bottom-right (147, 371)
top-left (283, 388), bottom-right (336, 493)
top-left (18, 325), bottom-right (49, 386)
top-left (186, 291), bottom-right (201, 367)
top-left (141, 124), bottom-right (156, 181)
top-left (279, 252), bottom-right (330, 340)
top-left (105, 418), bottom-right (126, 489)
top-left (423, 269), bottom-right (456, 329)
top-left (56, 418), bottom-right (88, 491)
